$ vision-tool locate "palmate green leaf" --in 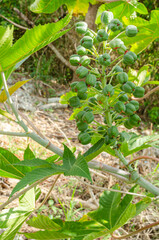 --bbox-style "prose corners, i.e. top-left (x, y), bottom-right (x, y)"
top-left (30, 0), bottom-right (76, 13)
top-left (0, 26), bottom-right (13, 60)
top-left (0, 188), bottom-right (35, 240)
top-left (26, 215), bottom-right (105, 239)
top-left (84, 139), bottom-right (105, 162)
top-left (0, 14), bottom-right (71, 72)
top-left (27, 214), bottom-right (63, 230)
top-left (63, 144), bottom-right (76, 170)
top-left (120, 10), bottom-right (159, 54)
top-left (0, 147), bottom-right (25, 179)
top-left (0, 79), bottom-right (30, 102)
top-left (95, 0), bottom-right (148, 24)
top-left (10, 166), bottom-right (62, 197)
top-left (65, 154), bottom-right (92, 182)
top-left (30, 0), bottom-right (97, 16)
top-left (24, 230), bottom-right (71, 239)
top-left (24, 144), bottom-right (35, 160)
top-left (13, 158), bottom-right (52, 167)
top-left (88, 185), bottom-right (136, 232)
top-left (0, 26), bottom-right (13, 89)
top-left (119, 134), bottom-right (159, 157)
